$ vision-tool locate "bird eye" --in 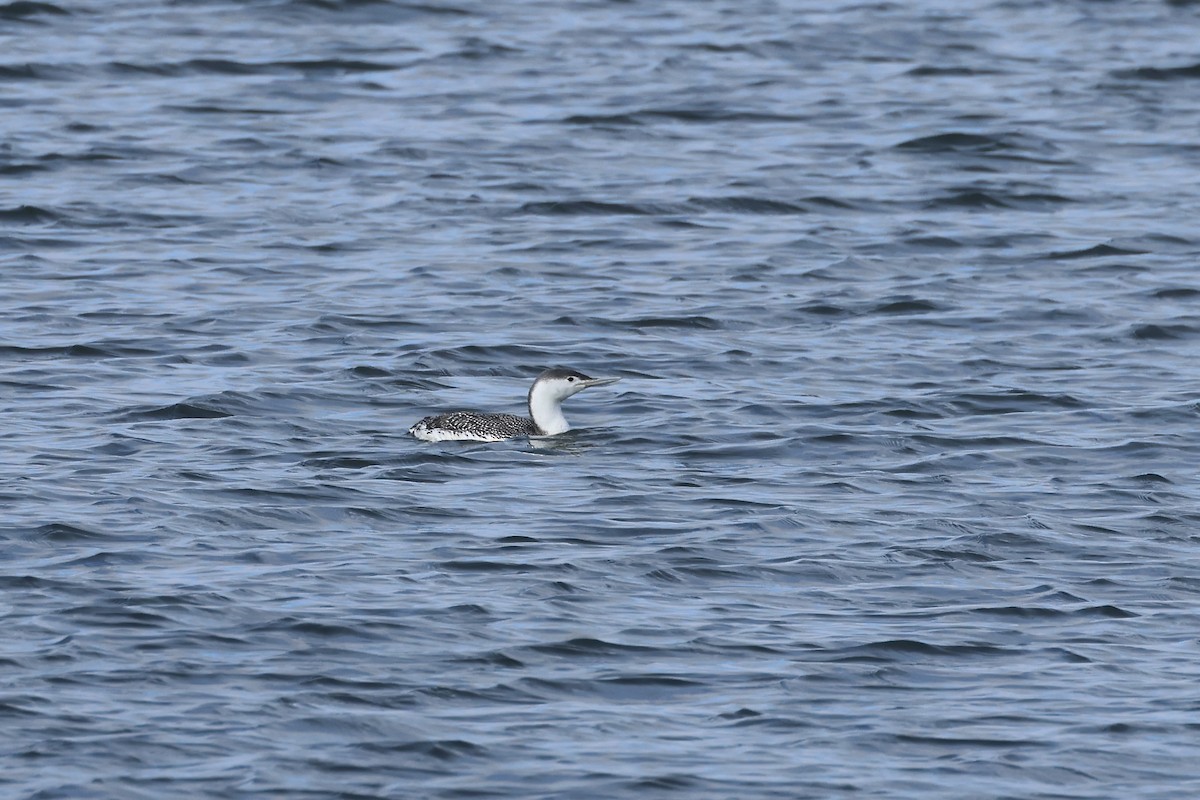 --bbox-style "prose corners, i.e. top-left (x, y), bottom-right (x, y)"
top-left (567, 376), bottom-right (576, 382)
